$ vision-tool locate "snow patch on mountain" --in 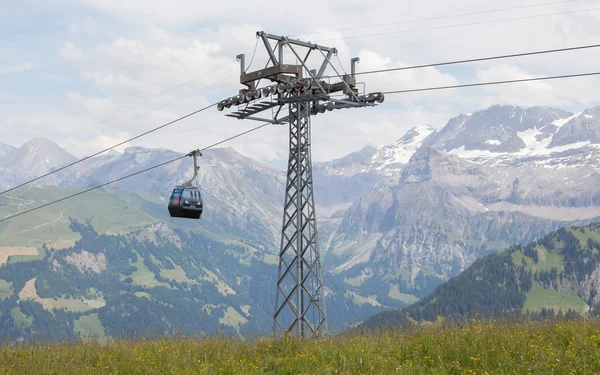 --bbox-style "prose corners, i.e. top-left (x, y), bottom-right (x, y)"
top-left (553, 113), bottom-right (582, 127)
top-left (314, 126), bottom-right (436, 181)
top-left (441, 110), bottom-right (596, 164)
top-left (448, 140), bottom-right (596, 164)
top-left (366, 125), bottom-right (436, 176)
top-left (382, 125), bottom-right (436, 165)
